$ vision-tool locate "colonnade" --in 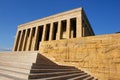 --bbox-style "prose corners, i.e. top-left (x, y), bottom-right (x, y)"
top-left (13, 17), bottom-right (82, 51)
